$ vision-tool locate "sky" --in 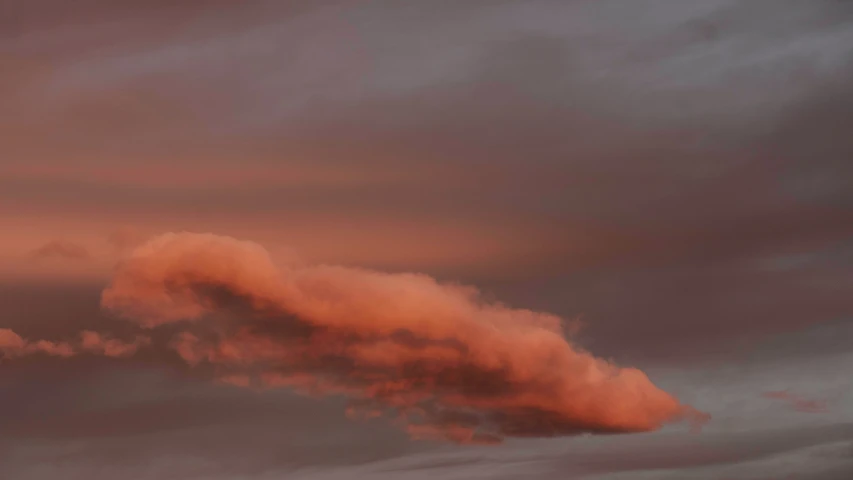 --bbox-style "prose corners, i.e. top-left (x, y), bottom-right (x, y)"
top-left (1, 0), bottom-right (852, 478)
